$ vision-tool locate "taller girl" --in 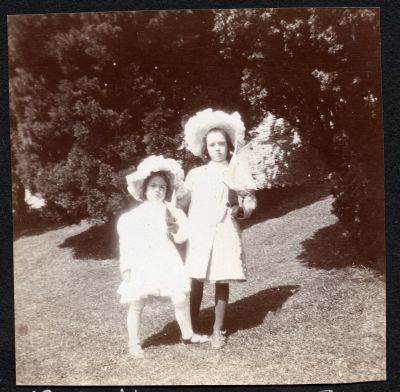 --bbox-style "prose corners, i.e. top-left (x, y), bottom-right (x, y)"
top-left (178, 108), bottom-right (257, 349)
